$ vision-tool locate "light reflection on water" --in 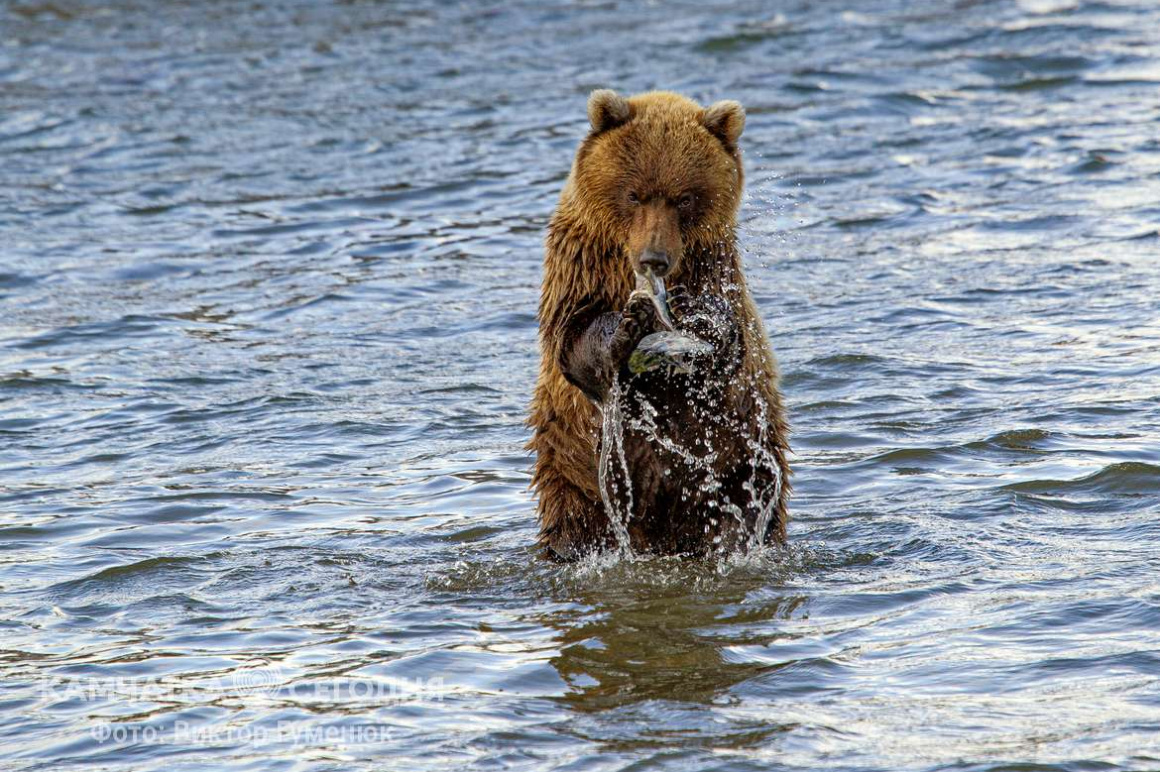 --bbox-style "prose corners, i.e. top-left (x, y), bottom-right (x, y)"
top-left (2, 0), bottom-right (1160, 770)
